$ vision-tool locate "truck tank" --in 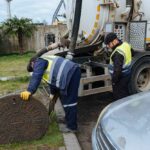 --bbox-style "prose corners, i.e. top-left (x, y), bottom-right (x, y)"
top-left (64, 0), bottom-right (109, 45)
top-left (64, 0), bottom-right (150, 48)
